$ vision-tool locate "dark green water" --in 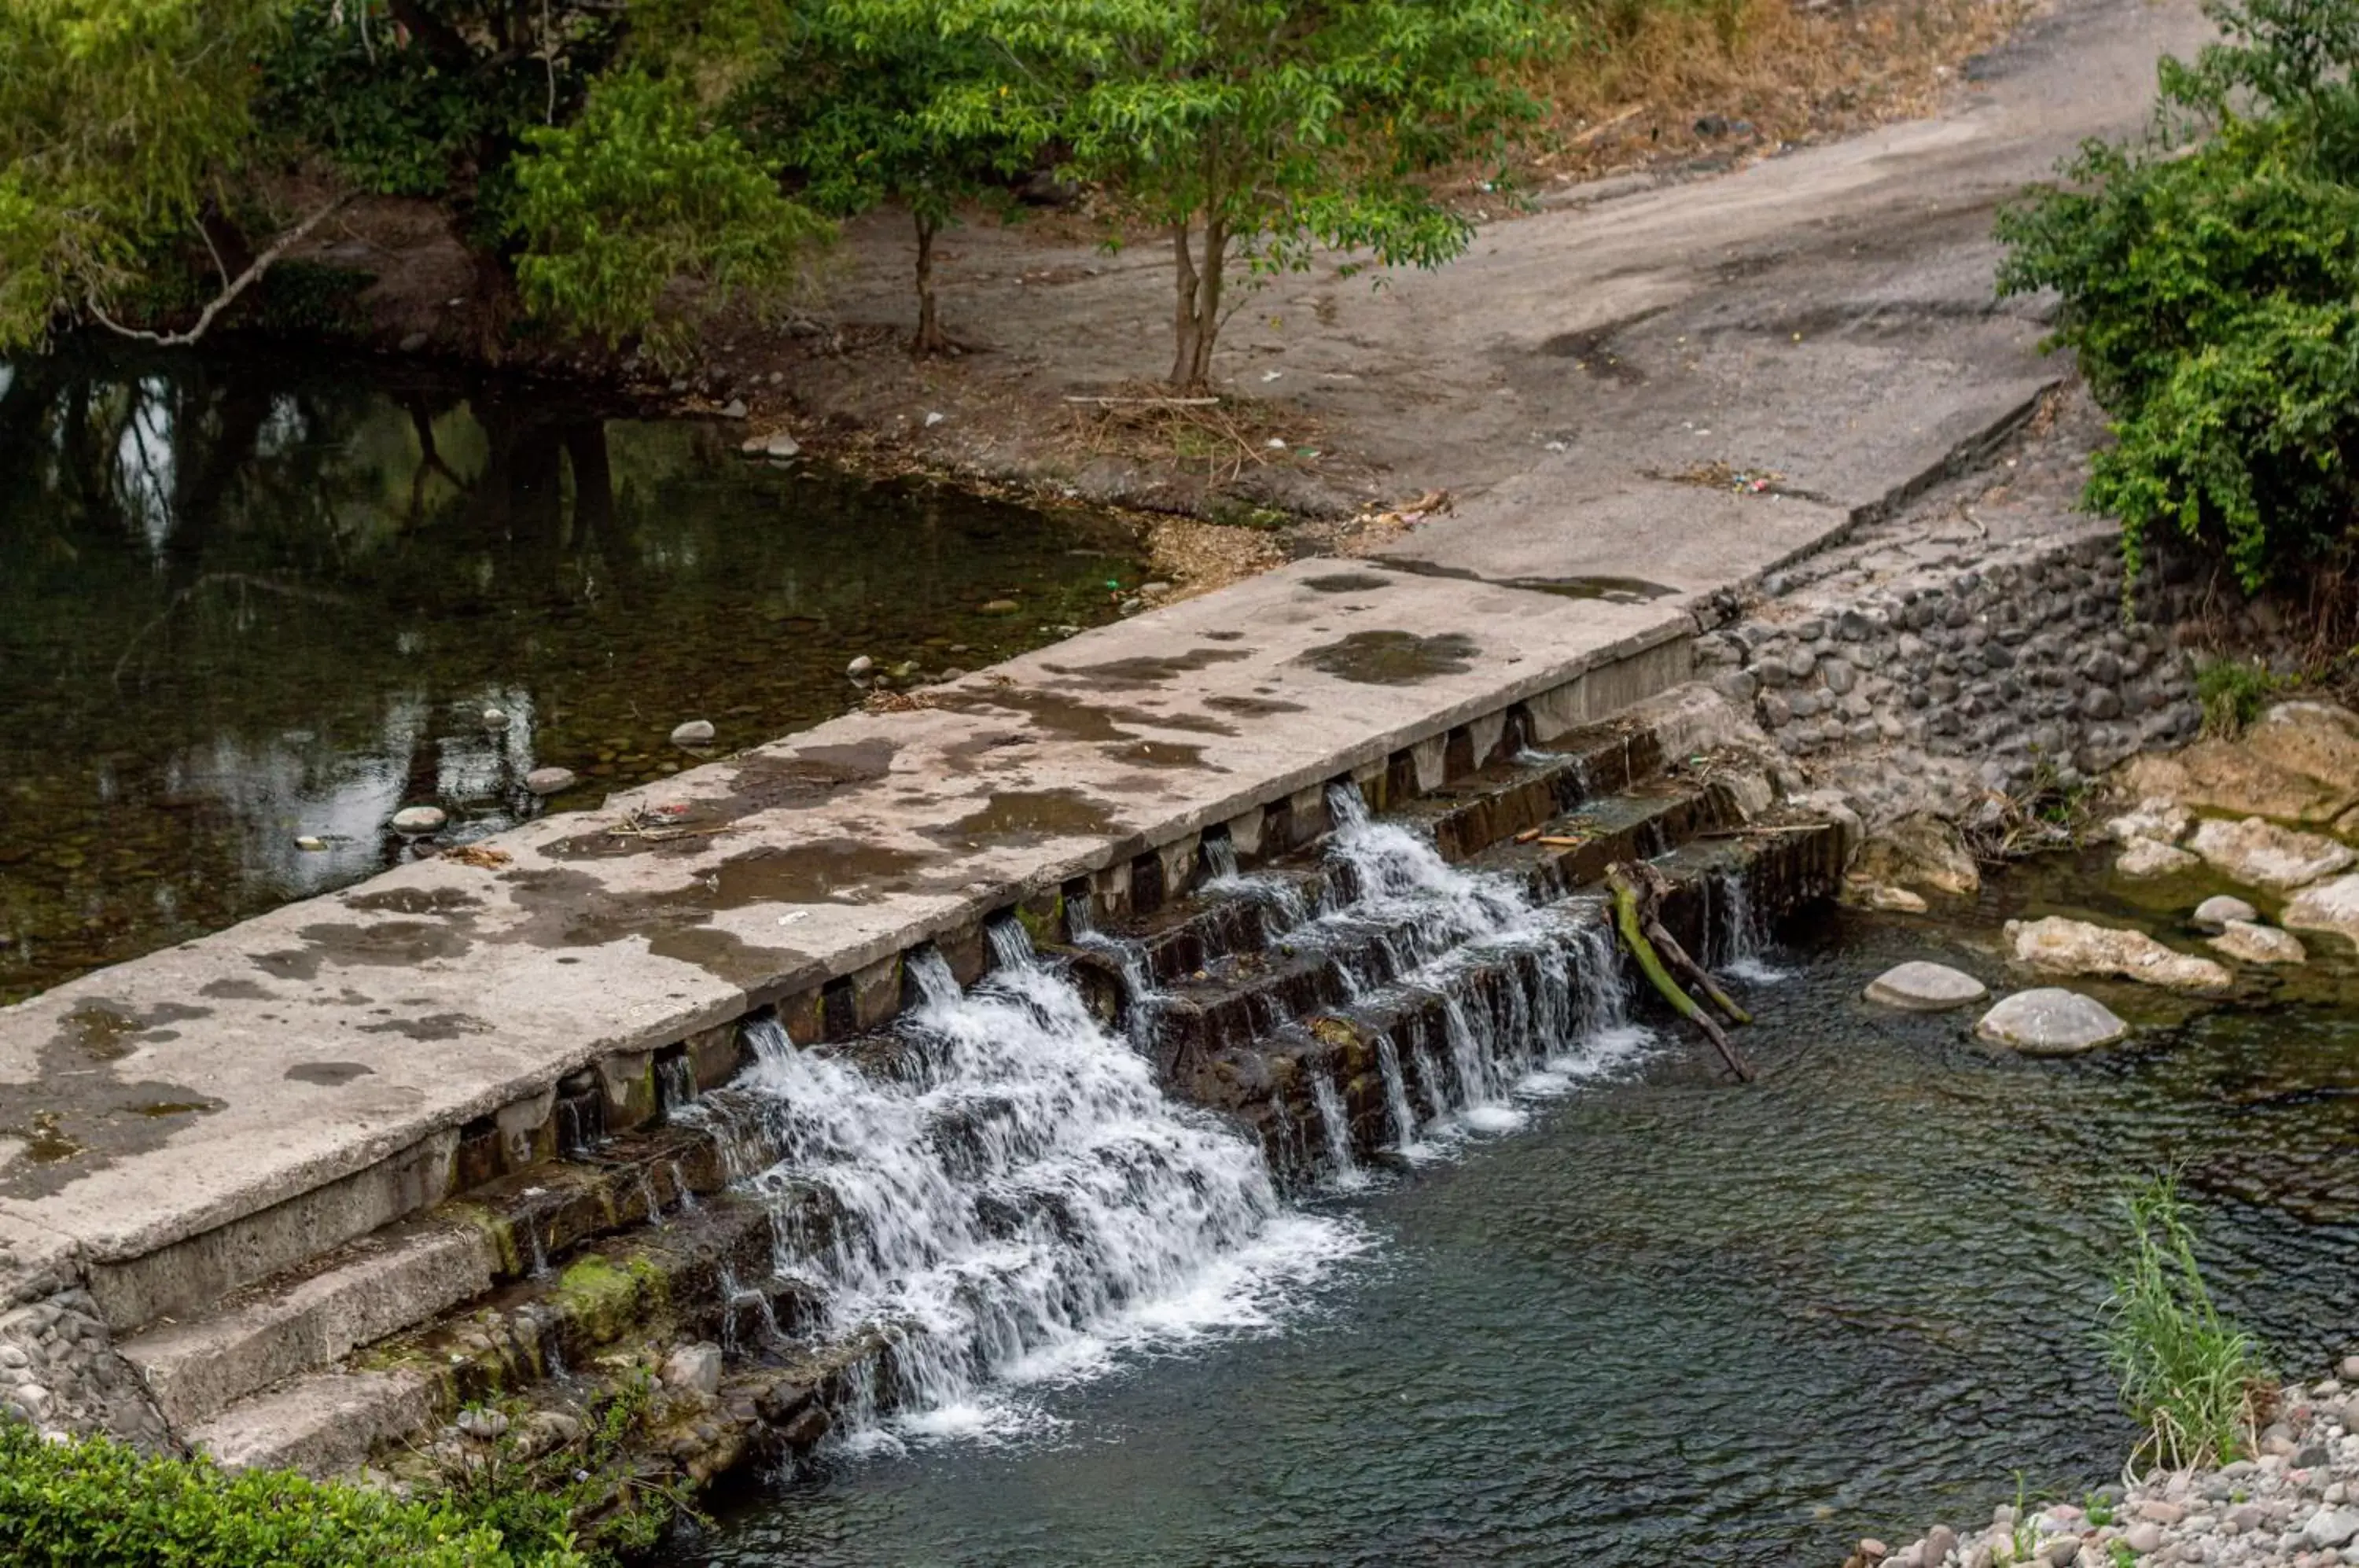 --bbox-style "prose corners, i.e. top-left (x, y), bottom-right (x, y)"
top-left (0, 350), bottom-right (1144, 1003)
top-left (707, 858), bottom-right (2359, 1566)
